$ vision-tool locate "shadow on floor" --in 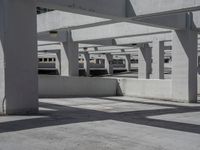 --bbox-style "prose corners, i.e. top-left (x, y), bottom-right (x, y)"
top-left (0, 98), bottom-right (200, 135)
